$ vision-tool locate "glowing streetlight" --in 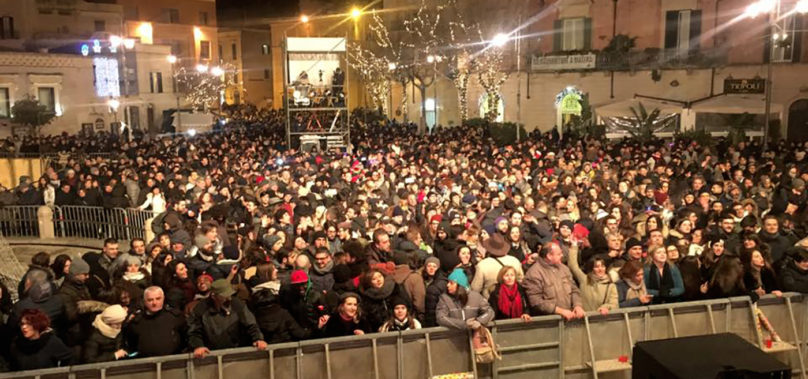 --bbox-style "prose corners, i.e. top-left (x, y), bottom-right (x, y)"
top-left (188, 129), bottom-right (197, 137)
top-left (388, 62), bottom-right (397, 71)
top-left (351, 7), bottom-right (361, 19)
top-left (426, 55), bottom-right (435, 63)
top-left (107, 98), bottom-right (120, 111)
top-left (123, 38), bottom-right (136, 49)
top-left (196, 64), bottom-right (209, 73)
top-left (797, 0), bottom-right (808, 13)
top-left (301, 15), bottom-right (309, 23)
top-left (167, 55), bottom-right (177, 64)
top-left (492, 33), bottom-right (509, 47)
top-left (210, 66), bottom-right (224, 76)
